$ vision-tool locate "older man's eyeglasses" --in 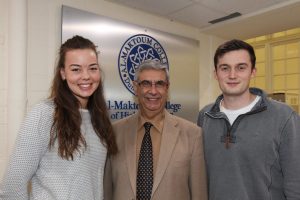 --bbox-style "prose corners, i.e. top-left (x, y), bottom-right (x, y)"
top-left (136, 80), bottom-right (168, 89)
